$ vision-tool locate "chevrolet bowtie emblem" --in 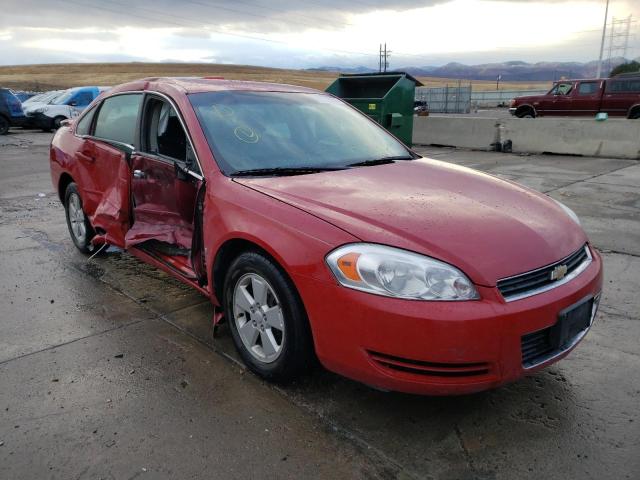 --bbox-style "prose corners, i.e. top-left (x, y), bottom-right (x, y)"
top-left (550, 264), bottom-right (568, 281)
